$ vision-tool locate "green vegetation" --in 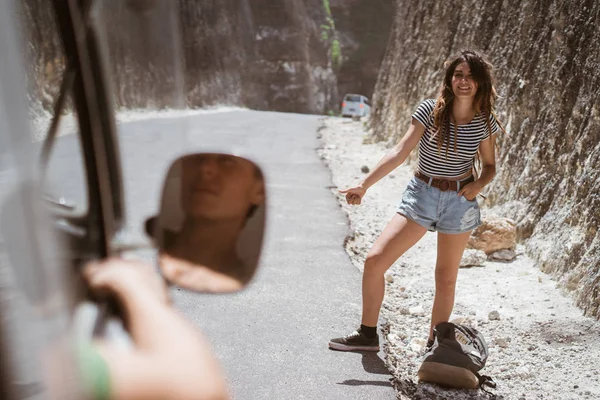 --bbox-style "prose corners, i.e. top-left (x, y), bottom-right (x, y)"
top-left (331, 39), bottom-right (341, 67)
top-left (322, 0), bottom-right (331, 16)
top-left (321, 0), bottom-right (342, 69)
